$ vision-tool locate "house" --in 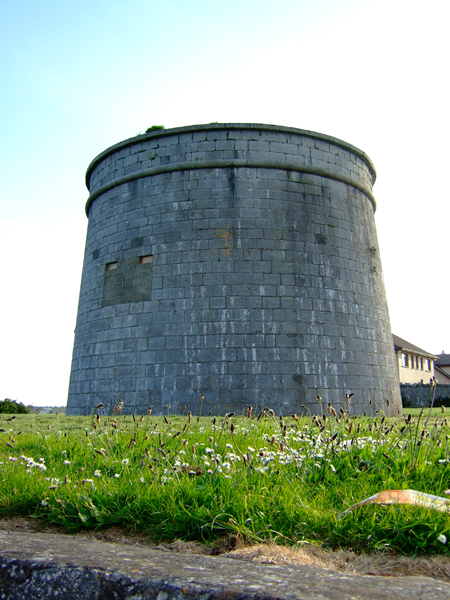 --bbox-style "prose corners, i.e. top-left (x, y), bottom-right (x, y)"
top-left (434, 353), bottom-right (450, 384)
top-left (393, 334), bottom-right (437, 384)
